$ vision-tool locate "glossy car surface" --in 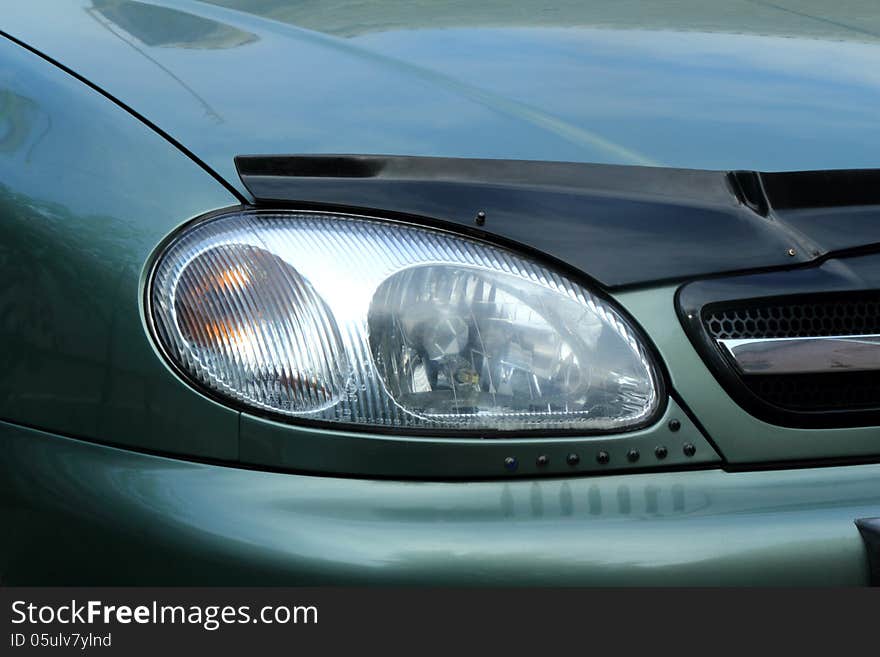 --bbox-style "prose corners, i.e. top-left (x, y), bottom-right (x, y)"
top-left (2, 1), bottom-right (880, 585)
